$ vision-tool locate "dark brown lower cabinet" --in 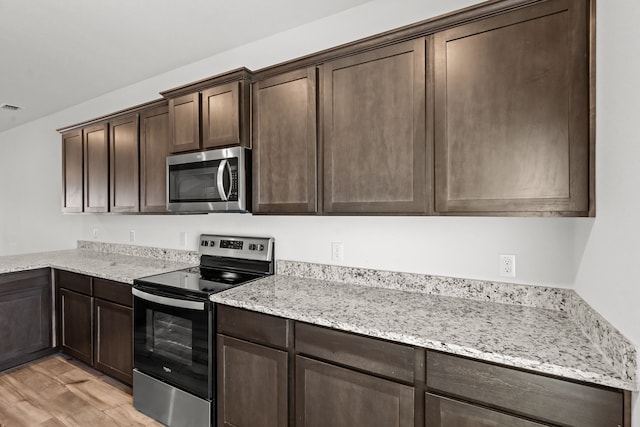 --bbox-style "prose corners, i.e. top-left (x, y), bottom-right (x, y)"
top-left (295, 356), bottom-right (414, 427)
top-left (59, 288), bottom-right (93, 365)
top-left (0, 269), bottom-right (52, 371)
top-left (56, 270), bottom-right (133, 385)
top-left (217, 334), bottom-right (288, 427)
top-left (425, 394), bottom-right (544, 426)
top-left (216, 306), bottom-right (631, 427)
top-left (94, 298), bottom-right (133, 385)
